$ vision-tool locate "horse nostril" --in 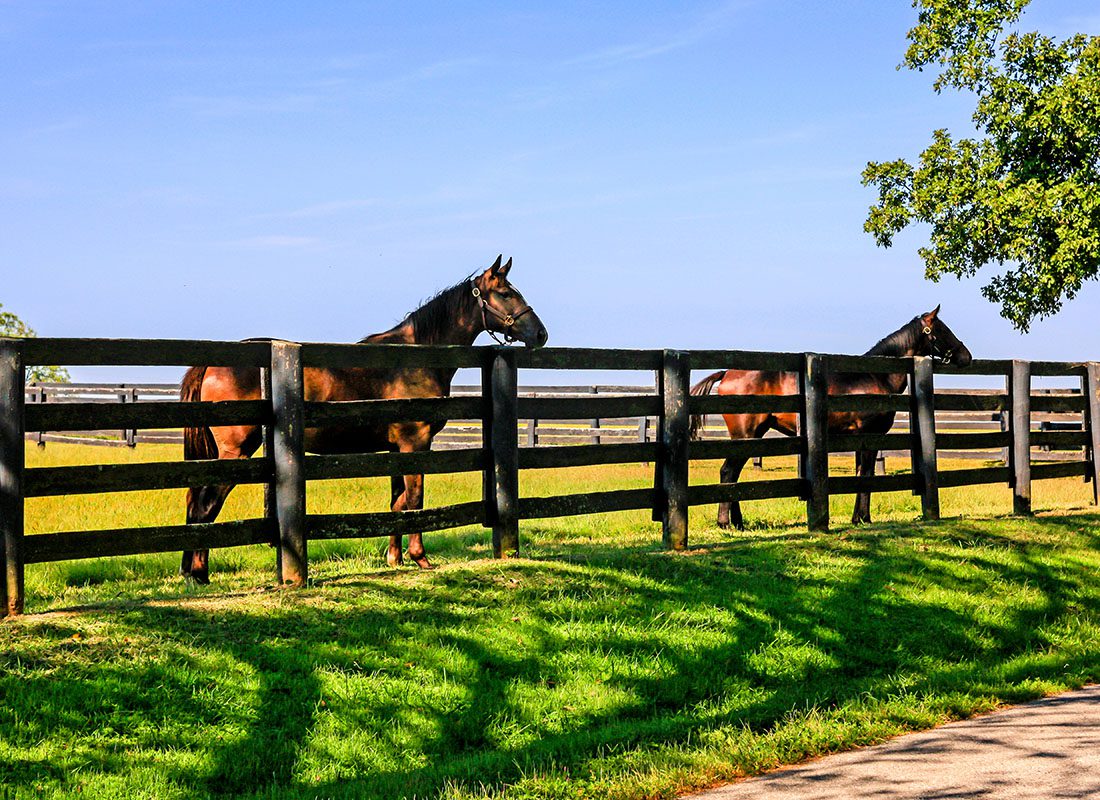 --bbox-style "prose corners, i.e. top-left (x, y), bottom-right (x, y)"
top-left (537, 327), bottom-right (549, 347)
